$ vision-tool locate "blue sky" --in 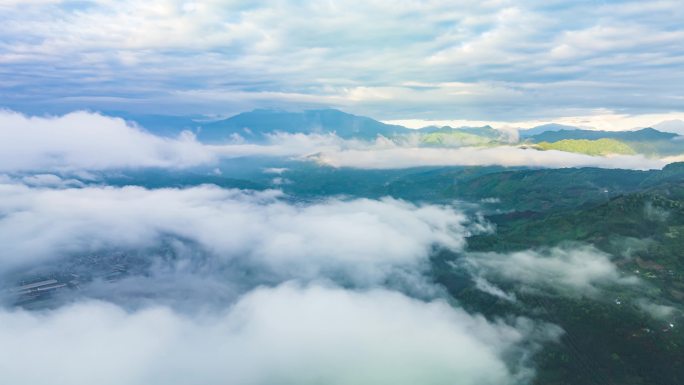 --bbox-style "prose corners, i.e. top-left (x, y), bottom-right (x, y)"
top-left (1, 0), bottom-right (683, 127)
